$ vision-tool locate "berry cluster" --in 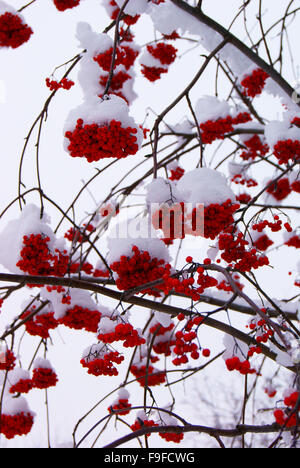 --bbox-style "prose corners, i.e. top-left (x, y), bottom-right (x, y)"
top-left (141, 43), bottom-right (177, 82)
top-left (53, 0), bottom-right (81, 10)
top-left (169, 166), bottom-right (185, 181)
top-left (200, 112), bottom-right (252, 144)
top-left (202, 199), bottom-right (240, 240)
top-left (231, 174), bottom-right (258, 188)
top-left (16, 233), bottom-right (69, 277)
top-left (266, 178), bottom-right (292, 201)
top-left (108, 0), bottom-right (140, 26)
top-left (236, 193), bottom-right (252, 204)
top-left (253, 234), bottom-right (273, 252)
top-left (108, 399), bottom-right (132, 416)
top-left (9, 378), bottom-right (33, 395)
top-left (0, 12), bottom-right (33, 49)
top-left (0, 350), bottom-right (16, 371)
top-left (45, 77), bottom-right (74, 91)
top-left (110, 245), bottom-right (171, 296)
top-left (225, 356), bottom-right (256, 375)
top-left (240, 135), bottom-right (269, 160)
top-left (65, 119), bottom-right (139, 162)
top-left (241, 68), bottom-right (269, 98)
top-left (273, 140), bottom-right (300, 165)
top-left (159, 431), bottom-right (184, 443)
top-left (58, 305), bottom-right (102, 333)
top-left (130, 418), bottom-right (158, 438)
top-left (97, 322), bottom-right (146, 348)
top-left (285, 234), bottom-right (300, 249)
top-left (130, 364), bottom-right (166, 387)
top-left (0, 413), bottom-right (34, 440)
top-left (246, 317), bottom-right (273, 357)
top-left (274, 391), bottom-right (300, 427)
top-left (21, 307), bottom-right (58, 339)
top-left (147, 43), bottom-right (177, 66)
top-left (94, 46), bottom-right (139, 72)
top-left (218, 232), bottom-right (269, 272)
top-left (81, 350), bottom-right (124, 376)
top-left (32, 367), bottom-right (58, 389)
